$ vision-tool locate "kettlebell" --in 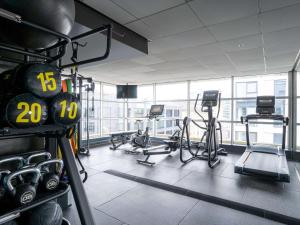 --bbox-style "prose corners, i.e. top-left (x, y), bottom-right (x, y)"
top-left (4, 167), bottom-right (41, 205)
top-left (0, 170), bottom-right (10, 199)
top-left (0, 156), bottom-right (24, 170)
top-left (23, 152), bottom-right (52, 169)
top-left (37, 159), bottom-right (63, 191)
top-left (0, 156), bottom-right (25, 191)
